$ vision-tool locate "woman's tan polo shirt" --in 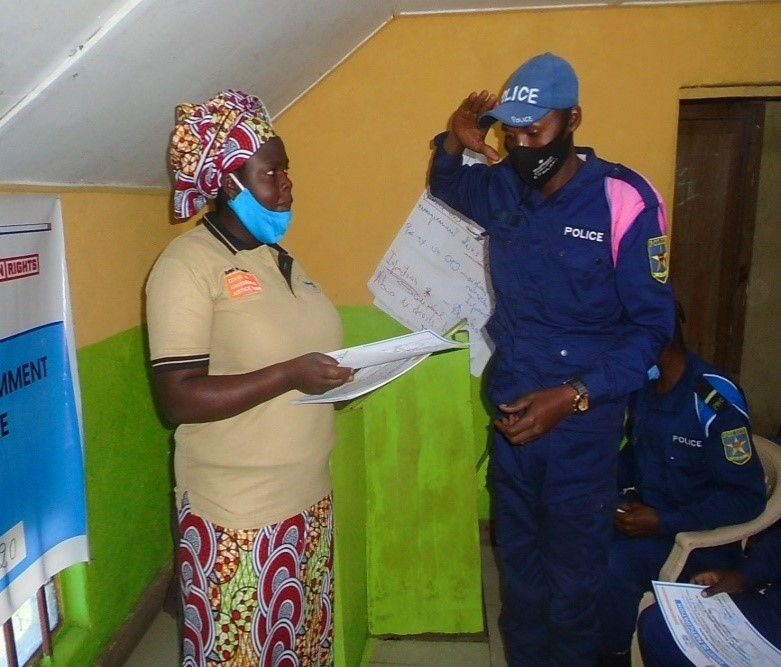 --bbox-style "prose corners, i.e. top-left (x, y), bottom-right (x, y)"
top-left (146, 218), bottom-right (343, 529)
